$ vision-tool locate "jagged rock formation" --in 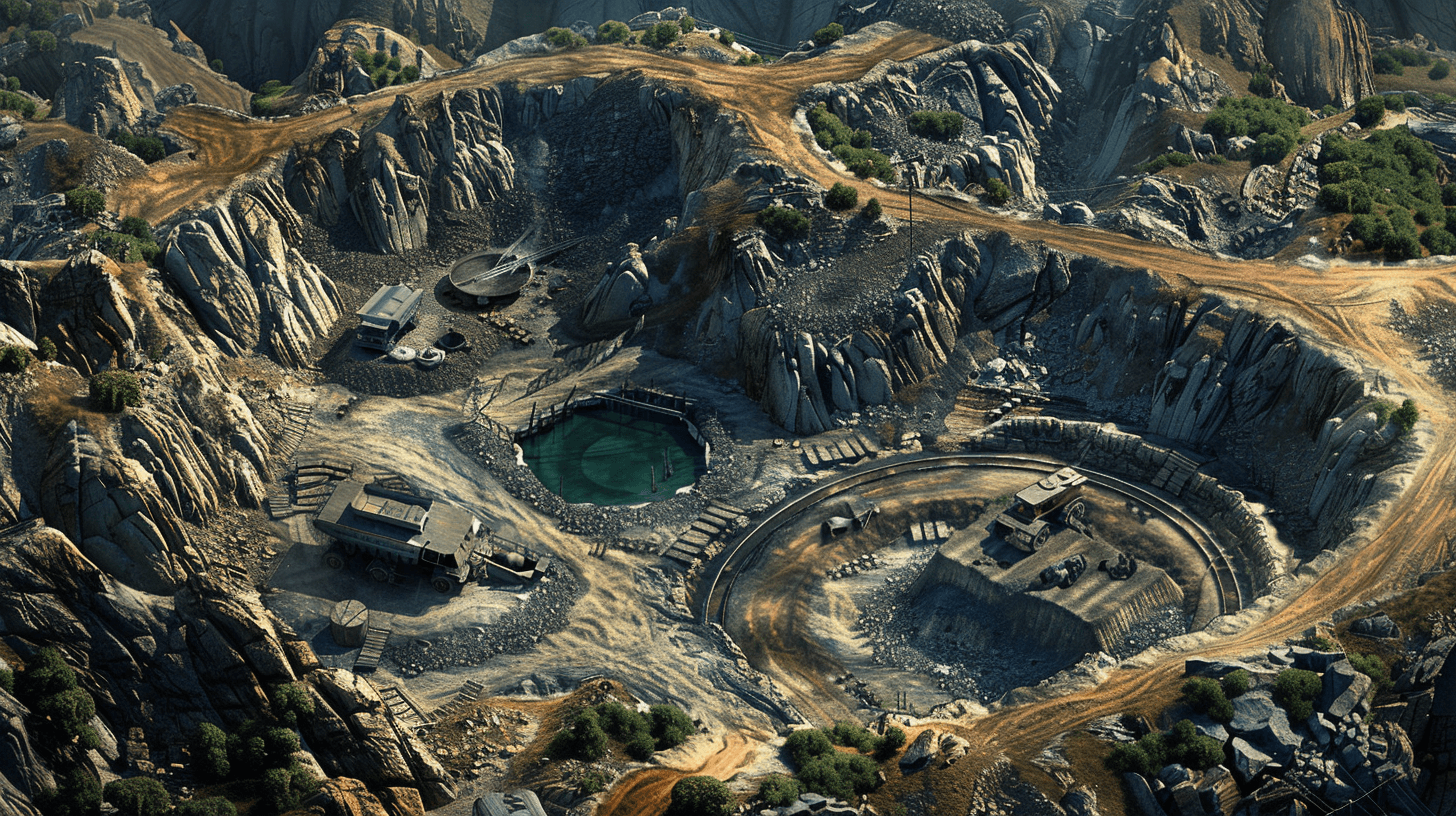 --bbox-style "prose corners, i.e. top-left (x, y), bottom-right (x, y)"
top-left (734, 230), bottom-right (1070, 434)
top-left (286, 90), bottom-right (515, 254)
top-left (53, 56), bottom-right (153, 135)
top-left (814, 39), bottom-right (1060, 199)
top-left (165, 178), bottom-right (343, 365)
top-left (295, 20), bottom-right (444, 98)
top-left (1262, 0), bottom-right (1375, 110)
top-left (1344, 0), bottom-right (1456, 49)
top-left (580, 243), bottom-right (651, 331)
